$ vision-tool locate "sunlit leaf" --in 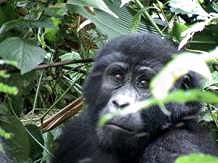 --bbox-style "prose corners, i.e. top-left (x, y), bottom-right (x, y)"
top-left (0, 127), bottom-right (12, 139)
top-left (120, 0), bottom-right (132, 7)
top-left (164, 89), bottom-right (218, 104)
top-left (0, 83), bottom-right (18, 95)
top-left (0, 60), bottom-right (17, 67)
top-left (67, 0), bottom-right (118, 18)
top-left (0, 71), bottom-right (10, 78)
top-left (176, 153), bottom-right (218, 163)
top-left (151, 53), bottom-right (211, 99)
top-left (169, 0), bottom-right (208, 18)
top-left (171, 22), bottom-right (188, 42)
